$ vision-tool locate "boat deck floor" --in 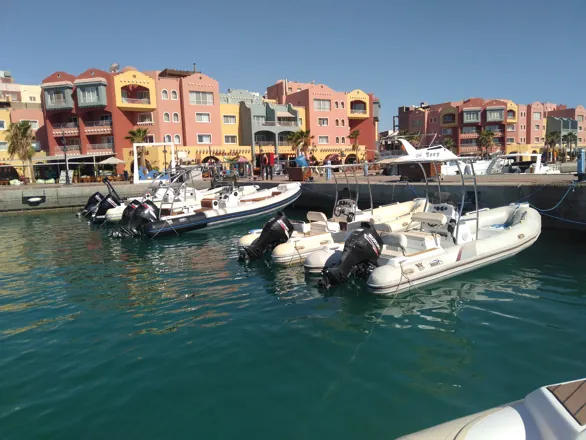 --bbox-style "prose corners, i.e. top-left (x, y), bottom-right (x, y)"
top-left (548, 379), bottom-right (586, 425)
